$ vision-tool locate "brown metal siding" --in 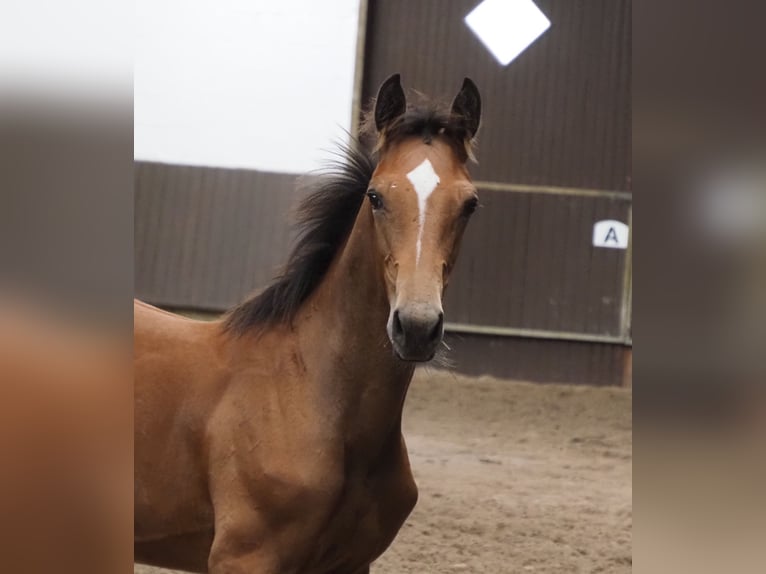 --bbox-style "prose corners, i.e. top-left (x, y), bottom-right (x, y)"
top-left (134, 162), bottom-right (630, 384)
top-left (136, 162), bottom-right (630, 338)
top-left (444, 188), bottom-right (630, 337)
top-left (135, 162), bottom-right (300, 310)
top-left (362, 0), bottom-right (631, 191)
top-left (442, 332), bottom-right (626, 386)
top-left (358, 0), bottom-right (632, 384)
